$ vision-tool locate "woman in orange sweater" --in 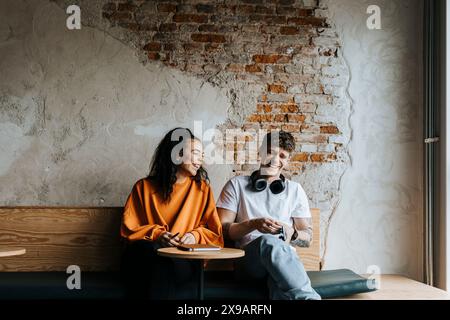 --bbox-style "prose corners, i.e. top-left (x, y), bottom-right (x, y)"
top-left (120, 127), bottom-right (223, 299)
